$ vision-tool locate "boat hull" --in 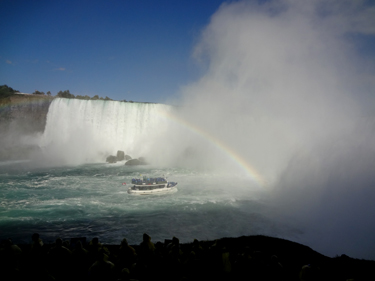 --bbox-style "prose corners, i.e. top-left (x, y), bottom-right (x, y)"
top-left (127, 183), bottom-right (177, 195)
